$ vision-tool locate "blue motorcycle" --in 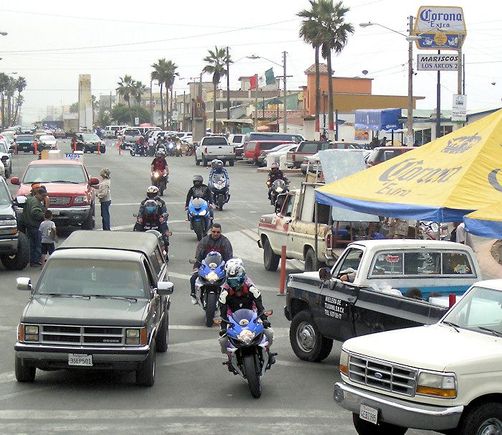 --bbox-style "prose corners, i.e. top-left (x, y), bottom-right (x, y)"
top-left (195, 251), bottom-right (226, 327)
top-left (224, 309), bottom-right (274, 398)
top-left (188, 197), bottom-right (211, 240)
